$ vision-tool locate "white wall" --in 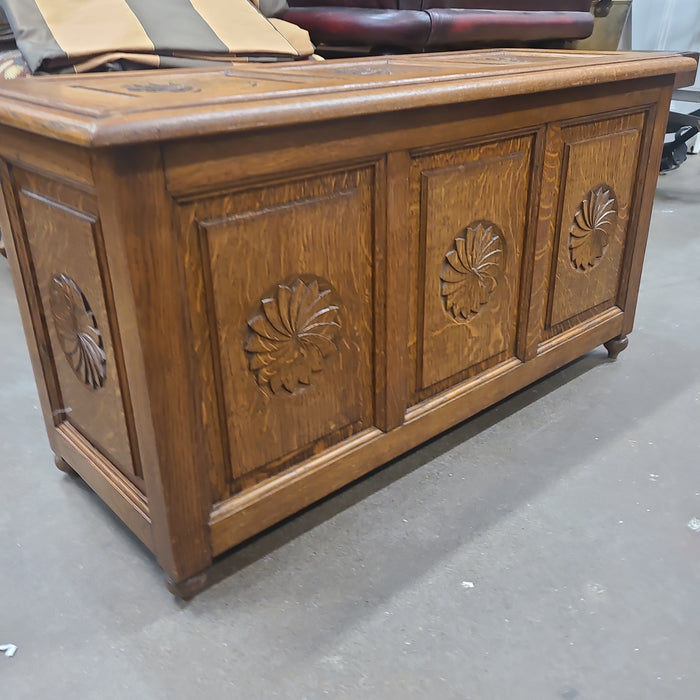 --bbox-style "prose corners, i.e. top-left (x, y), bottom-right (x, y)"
top-left (631, 0), bottom-right (700, 92)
